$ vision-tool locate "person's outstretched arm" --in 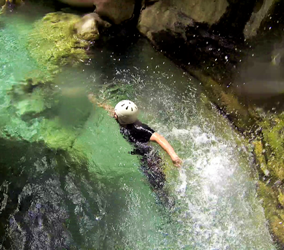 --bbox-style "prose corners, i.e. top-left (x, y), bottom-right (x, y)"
top-left (88, 93), bottom-right (115, 117)
top-left (150, 132), bottom-right (182, 168)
